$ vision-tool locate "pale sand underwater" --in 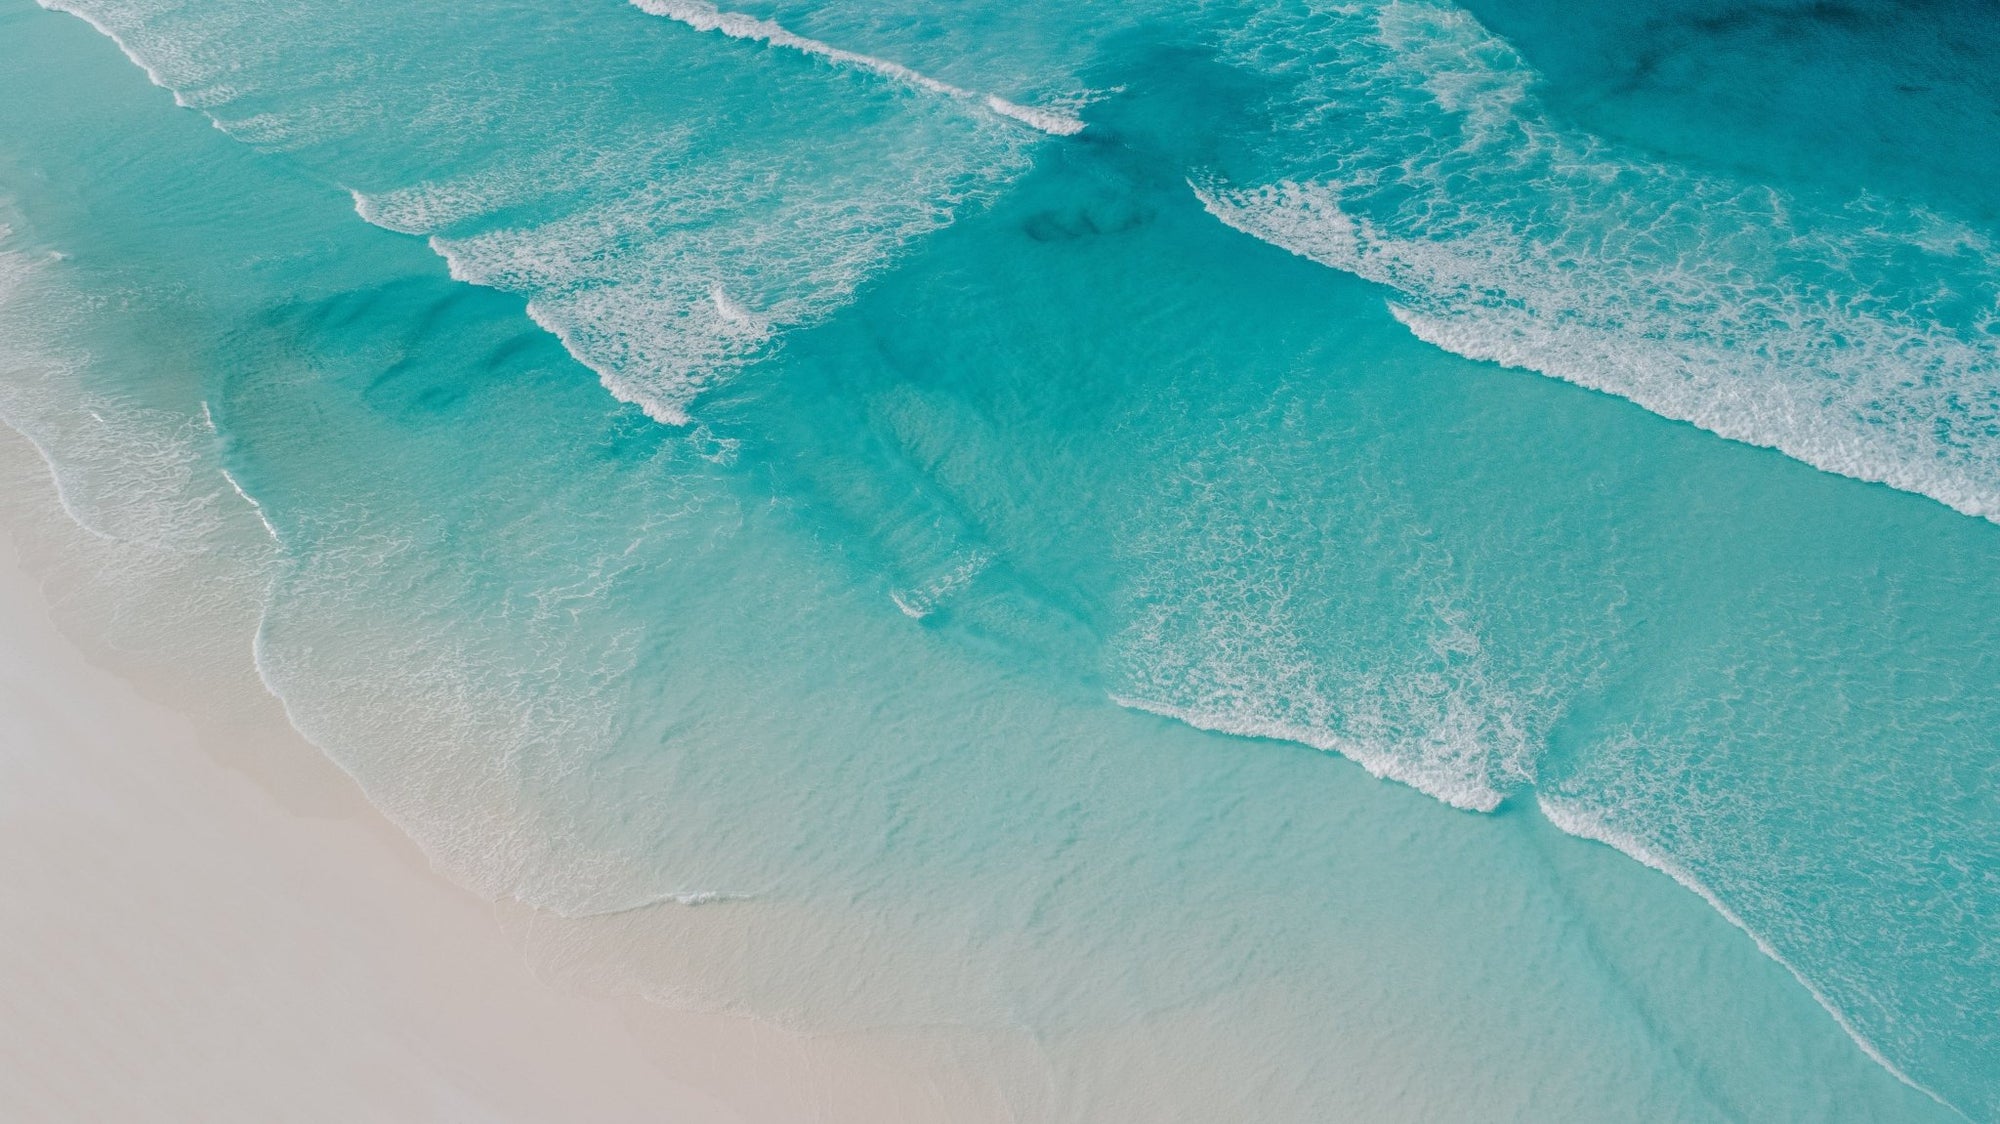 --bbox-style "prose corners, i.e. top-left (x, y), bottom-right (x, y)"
top-left (0, 428), bottom-right (1036, 1124)
top-left (2, 0), bottom-right (1995, 1116)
